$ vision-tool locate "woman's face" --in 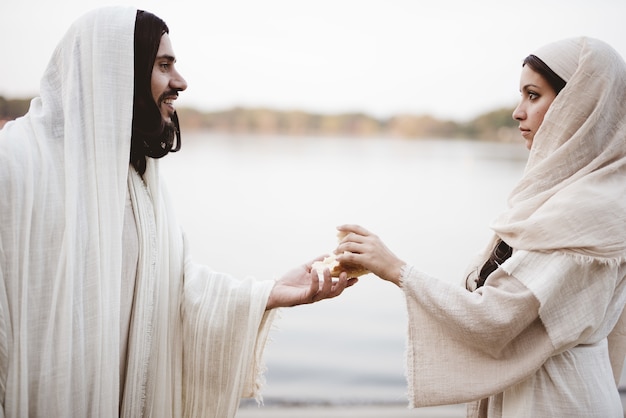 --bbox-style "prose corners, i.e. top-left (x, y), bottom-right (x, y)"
top-left (512, 65), bottom-right (558, 150)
